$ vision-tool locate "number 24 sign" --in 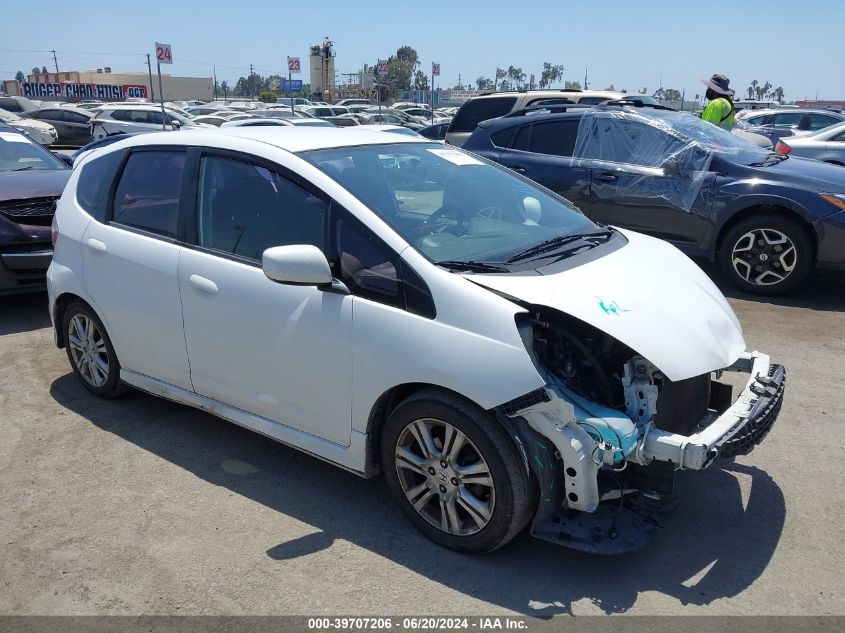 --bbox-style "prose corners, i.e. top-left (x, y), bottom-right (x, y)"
top-left (155, 42), bottom-right (173, 65)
